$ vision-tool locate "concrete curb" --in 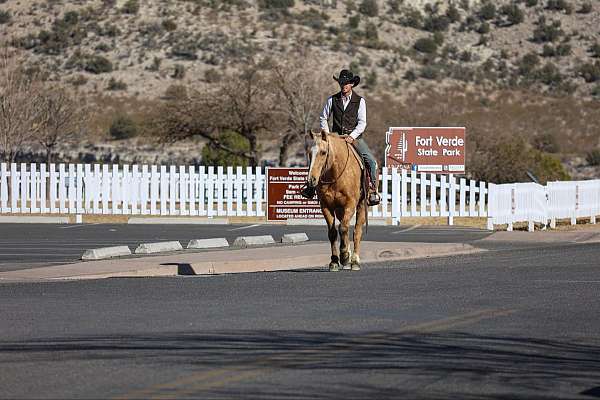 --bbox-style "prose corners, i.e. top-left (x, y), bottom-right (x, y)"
top-left (134, 241), bottom-right (183, 254)
top-left (0, 241), bottom-right (486, 281)
top-left (81, 246), bottom-right (132, 260)
top-left (232, 235), bottom-right (276, 248)
top-left (281, 233), bottom-right (309, 244)
top-left (187, 238), bottom-right (230, 249)
top-left (0, 216), bottom-right (69, 224)
top-left (128, 217), bottom-right (229, 225)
